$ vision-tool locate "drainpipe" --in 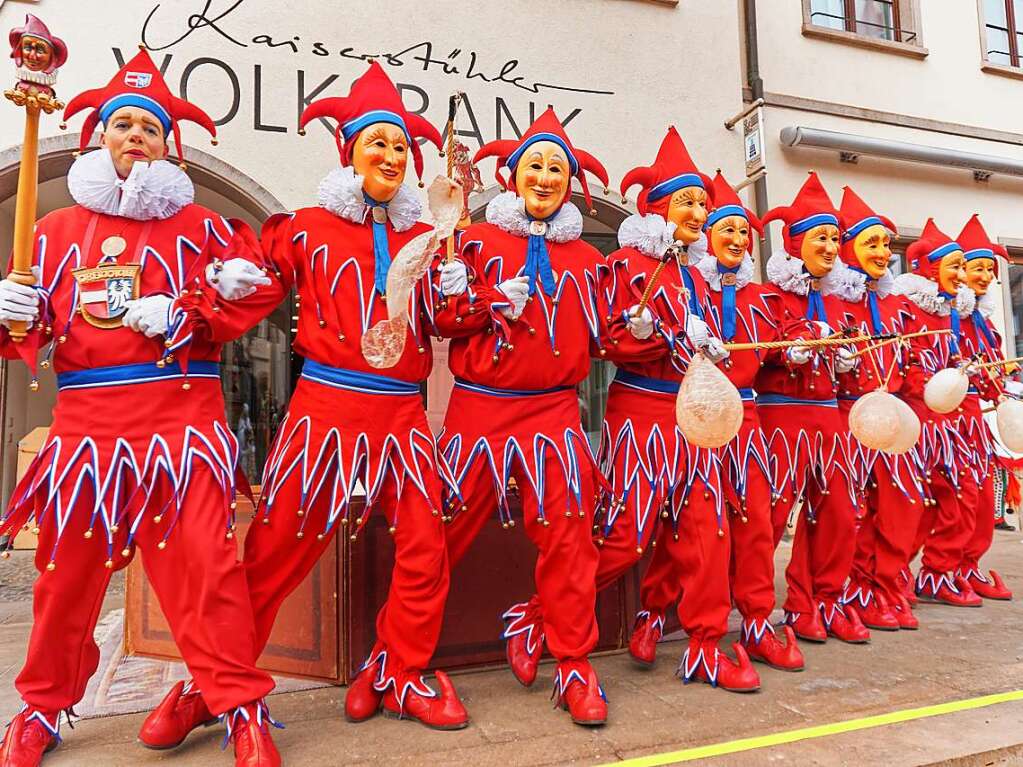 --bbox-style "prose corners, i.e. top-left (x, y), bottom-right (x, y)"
top-left (743, 0), bottom-right (773, 260)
